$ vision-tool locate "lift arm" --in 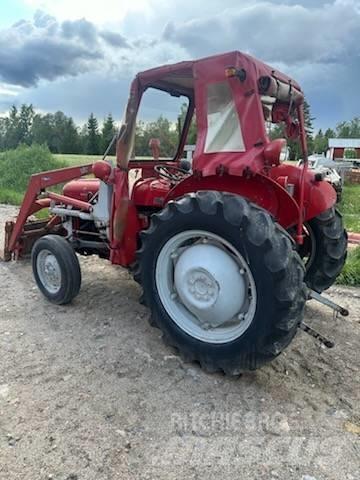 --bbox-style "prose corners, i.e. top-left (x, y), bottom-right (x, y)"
top-left (4, 164), bottom-right (93, 260)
